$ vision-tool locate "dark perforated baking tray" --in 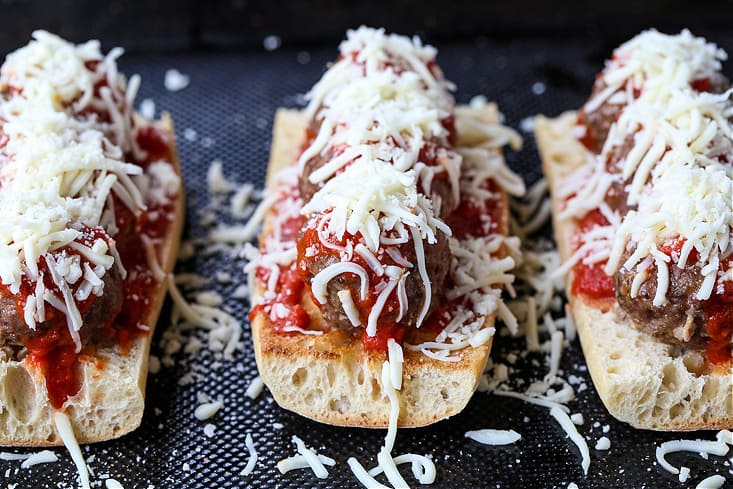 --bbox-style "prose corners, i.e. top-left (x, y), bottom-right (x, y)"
top-left (1, 35), bottom-right (731, 489)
